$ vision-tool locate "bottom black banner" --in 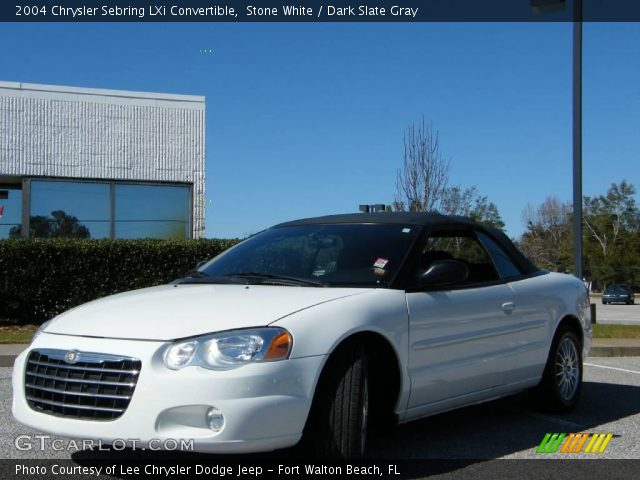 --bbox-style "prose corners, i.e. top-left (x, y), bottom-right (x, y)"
top-left (1, 458), bottom-right (639, 480)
